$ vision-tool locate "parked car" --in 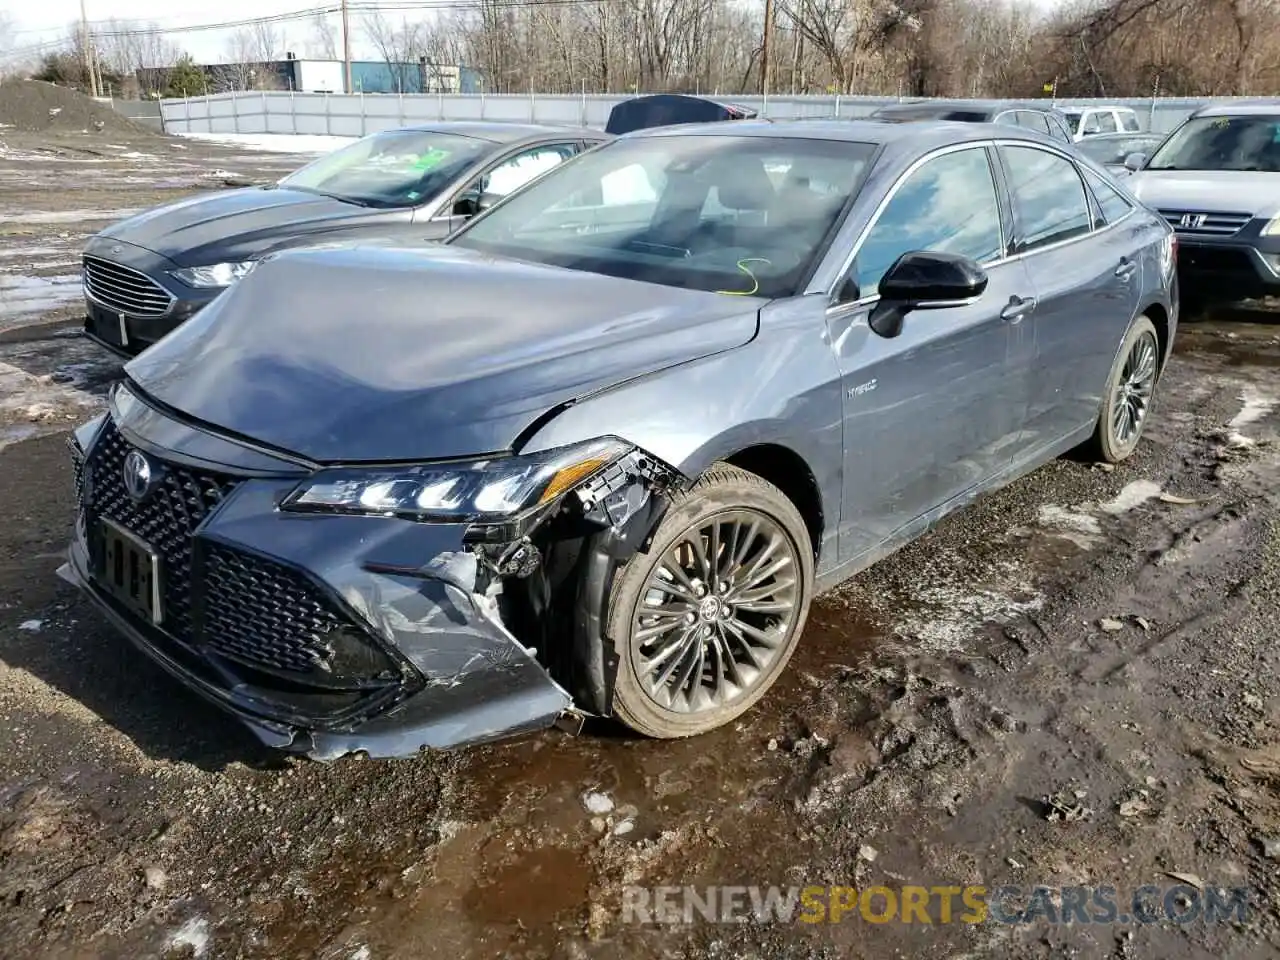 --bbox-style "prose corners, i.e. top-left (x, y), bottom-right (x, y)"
top-left (1058, 105), bottom-right (1143, 140)
top-left (1123, 102), bottom-right (1280, 314)
top-left (63, 119), bottom-right (1176, 758)
top-left (870, 99), bottom-right (1074, 143)
top-left (1073, 131), bottom-right (1166, 176)
top-left (82, 122), bottom-right (607, 356)
top-left (605, 94), bottom-right (757, 134)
